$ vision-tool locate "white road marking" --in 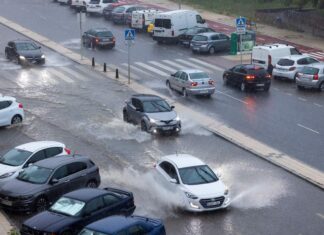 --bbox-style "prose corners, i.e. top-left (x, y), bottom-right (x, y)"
top-left (175, 59), bottom-right (212, 73)
top-left (107, 64), bottom-right (140, 80)
top-left (135, 62), bottom-right (168, 77)
top-left (162, 59), bottom-right (187, 70)
top-left (59, 66), bottom-right (89, 81)
top-left (314, 103), bottom-right (323, 108)
top-left (148, 61), bottom-right (176, 73)
top-left (215, 90), bottom-right (249, 104)
top-left (121, 63), bottom-right (152, 77)
top-left (74, 65), bottom-right (103, 80)
top-left (286, 92), bottom-right (293, 96)
top-left (311, 52), bottom-right (324, 57)
top-left (297, 124), bottom-right (320, 134)
top-left (298, 97), bottom-right (307, 102)
top-left (115, 47), bottom-right (127, 54)
top-left (258, 38), bottom-right (266, 41)
top-left (47, 68), bottom-right (74, 83)
top-left (316, 213), bottom-right (324, 220)
top-left (189, 57), bottom-right (224, 71)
